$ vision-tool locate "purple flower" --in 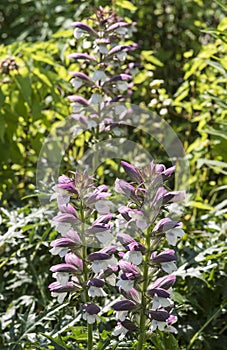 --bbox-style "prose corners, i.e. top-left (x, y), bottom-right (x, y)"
top-left (67, 95), bottom-right (89, 106)
top-left (87, 214), bottom-right (112, 233)
top-left (126, 241), bottom-right (146, 252)
top-left (48, 281), bottom-right (77, 293)
top-left (107, 44), bottom-right (137, 58)
top-left (123, 241), bottom-right (146, 265)
top-left (50, 263), bottom-right (78, 273)
top-left (52, 205), bottom-right (79, 235)
top-left (161, 166), bottom-right (176, 180)
top-left (147, 287), bottom-right (171, 298)
top-left (85, 185), bottom-right (111, 205)
top-left (118, 261), bottom-right (140, 277)
top-left (151, 249), bottom-right (177, 273)
top-left (87, 278), bottom-right (106, 297)
top-left (65, 252), bottom-right (83, 269)
top-left (113, 300), bottom-right (137, 322)
top-left (49, 229), bottom-right (81, 257)
top-left (53, 210), bottom-right (78, 224)
top-left (149, 309), bottom-right (169, 322)
top-left (50, 253), bottom-right (82, 274)
top-left (88, 251), bottom-right (117, 274)
top-left (151, 249), bottom-right (177, 263)
top-left (148, 275), bottom-right (176, 291)
top-left (68, 53), bottom-right (97, 62)
top-left (57, 175), bottom-right (77, 194)
top-left (115, 179), bottom-right (142, 205)
top-left (117, 232), bottom-right (135, 246)
top-left (121, 287), bottom-right (141, 303)
top-left (88, 252), bottom-right (111, 261)
top-left (99, 245), bottom-right (117, 255)
top-left (166, 315), bottom-right (178, 333)
top-left (104, 74), bottom-right (132, 87)
top-left (71, 22), bottom-right (98, 38)
top-left (87, 278), bottom-right (105, 288)
top-left (82, 303), bottom-right (100, 324)
top-left (70, 72), bottom-right (94, 88)
top-left (105, 22), bottom-right (130, 33)
top-left (50, 237), bottom-right (79, 248)
top-left (153, 218), bottom-right (180, 233)
top-left (113, 319), bottom-right (137, 340)
top-left (121, 161), bottom-right (143, 184)
top-left (87, 215), bottom-right (113, 244)
top-left (113, 300), bottom-right (137, 311)
top-left (48, 281), bottom-right (78, 303)
top-left (117, 263), bottom-right (141, 291)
